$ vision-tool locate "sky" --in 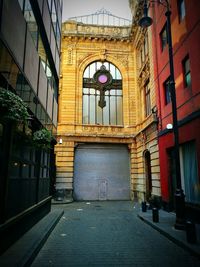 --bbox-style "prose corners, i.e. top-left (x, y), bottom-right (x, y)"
top-left (62, 0), bottom-right (132, 22)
